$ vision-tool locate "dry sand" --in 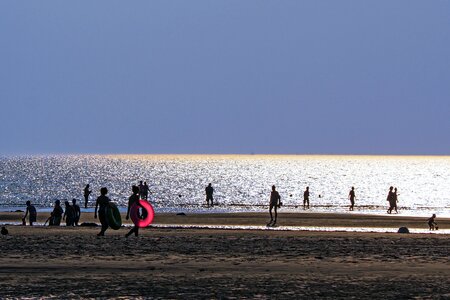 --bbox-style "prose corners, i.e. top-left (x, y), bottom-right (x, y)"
top-left (1, 212), bottom-right (449, 299)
